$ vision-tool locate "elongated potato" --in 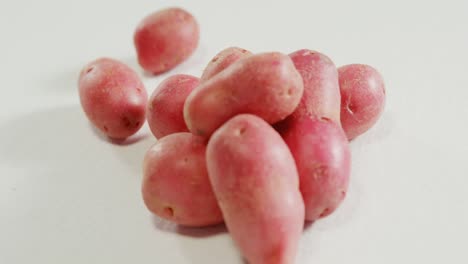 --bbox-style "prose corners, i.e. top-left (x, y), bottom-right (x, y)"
top-left (134, 7), bottom-right (199, 74)
top-left (200, 47), bottom-right (252, 82)
top-left (78, 58), bottom-right (147, 139)
top-left (142, 133), bottom-right (223, 227)
top-left (147, 74), bottom-right (199, 139)
top-left (288, 49), bottom-right (341, 123)
top-left (339, 64), bottom-right (386, 140)
top-left (184, 52), bottom-right (304, 137)
top-left (281, 117), bottom-right (351, 221)
top-left (207, 114), bottom-right (304, 264)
